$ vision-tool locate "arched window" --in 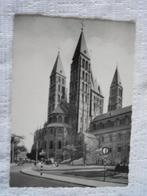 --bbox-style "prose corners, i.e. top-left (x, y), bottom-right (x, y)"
top-left (97, 122), bottom-right (104, 129)
top-left (88, 63), bottom-right (91, 72)
top-left (85, 95), bottom-right (87, 103)
top-left (115, 118), bottom-right (120, 126)
top-left (109, 134), bottom-right (112, 142)
top-left (50, 141), bottom-right (53, 149)
top-left (87, 74), bottom-right (89, 83)
top-left (58, 76), bottom-right (61, 83)
top-left (93, 123), bottom-right (96, 130)
top-left (101, 136), bottom-right (104, 142)
top-left (58, 141), bottom-right (62, 149)
top-left (50, 128), bottom-right (53, 134)
top-left (58, 94), bottom-right (60, 102)
top-left (58, 115), bottom-right (62, 123)
top-left (82, 82), bottom-right (84, 91)
top-left (118, 133), bottom-right (122, 140)
top-left (65, 116), bottom-right (69, 123)
top-left (120, 118), bottom-right (125, 125)
top-left (86, 84), bottom-right (88, 92)
top-left (82, 71), bottom-right (85, 80)
top-left (82, 93), bottom-right (84, 102)
top-left (82, 59), bottom-right (85, 68)
top-left (86, 61), bottom-right (88, 70)
top-left (125, 116), bottom-right (129, 125)
top-left (119, 88), bottom-right (122, 96)
top-left (86, 73), bottom-right (88, 82)
top-left (58, 85), bottom-right (60, 92)
top-left (52, 116), bottom-right (57, 123)
top-left (106, 120), bottom-right (114, 128)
